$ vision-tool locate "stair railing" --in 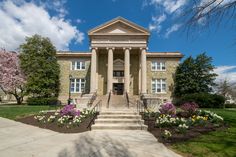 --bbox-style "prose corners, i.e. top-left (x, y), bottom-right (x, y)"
top-left (88, 90), bottom-right (97, 107)
top-left (106, 90), bottom-right (111, 108)
top-left (125, 91), bottom-right (130, 108)
top-left (87, 100), bottom-right (102, 130)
